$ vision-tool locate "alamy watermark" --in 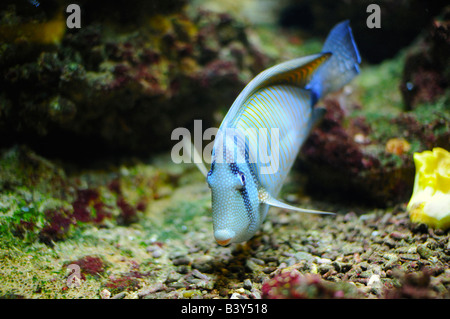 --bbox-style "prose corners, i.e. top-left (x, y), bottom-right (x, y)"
top-left (171, 120), bottom-right (280, 175)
